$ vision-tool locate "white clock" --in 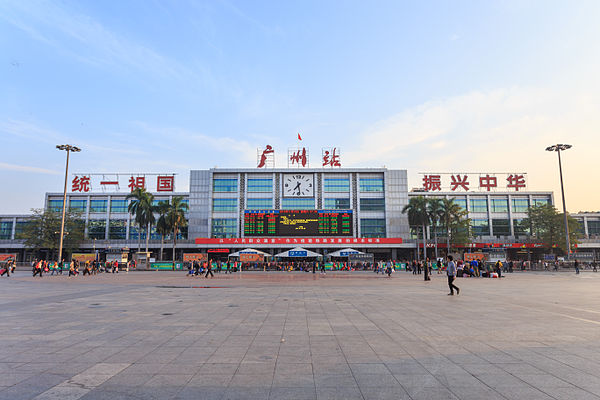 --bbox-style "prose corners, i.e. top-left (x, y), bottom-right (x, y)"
top-left (283, 174), bottom-right (314, 197)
